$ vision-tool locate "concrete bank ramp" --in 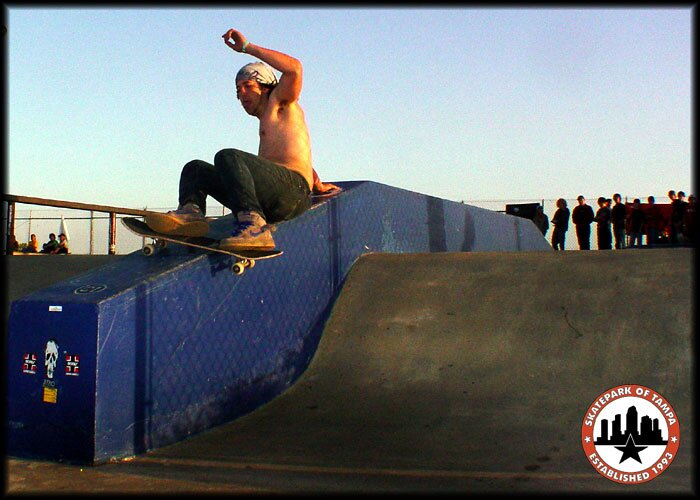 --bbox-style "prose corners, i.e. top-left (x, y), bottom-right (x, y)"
top-left (7, 181), bottom-right (552, 465)
top-left (86, 248), bottom-right (692, 493)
